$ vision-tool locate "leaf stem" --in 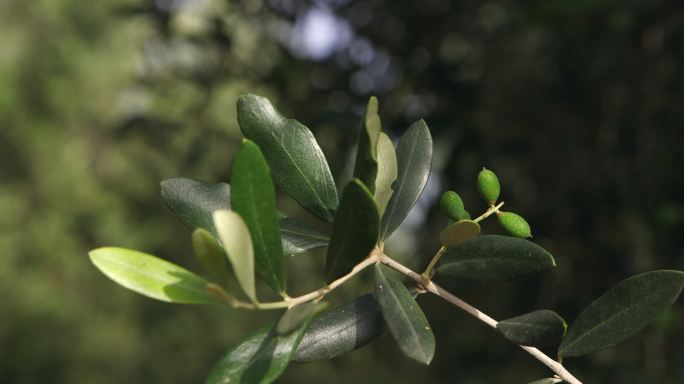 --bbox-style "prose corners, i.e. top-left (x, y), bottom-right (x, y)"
top-left (473, 201), bottom-right (504, 223)
top-left (379, 254), bottom-right (582, 384)
top-left (422, 245), bottom-right (447, 280)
